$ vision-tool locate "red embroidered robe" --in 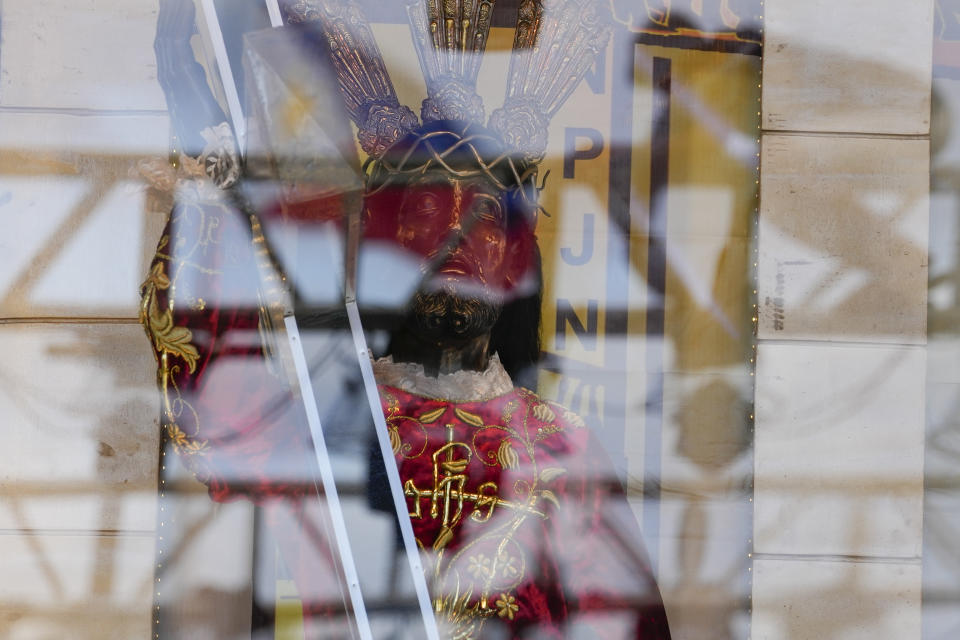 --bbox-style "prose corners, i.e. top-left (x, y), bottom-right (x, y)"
top-left (378, 382), bottom-right (671, 639)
